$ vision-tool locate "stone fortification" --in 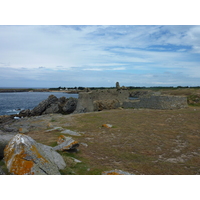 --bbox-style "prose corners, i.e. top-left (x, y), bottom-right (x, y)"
top-left (75, 89), bottom-right (188, 113)
top-left (122, 95), bottom-right (188, 110)
top-left (75, 89), bottom-right (129, 113)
